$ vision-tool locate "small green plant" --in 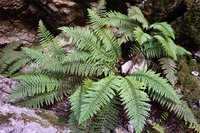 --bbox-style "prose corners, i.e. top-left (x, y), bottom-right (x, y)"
top-left (0, 0), bottom-right (199, 132)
